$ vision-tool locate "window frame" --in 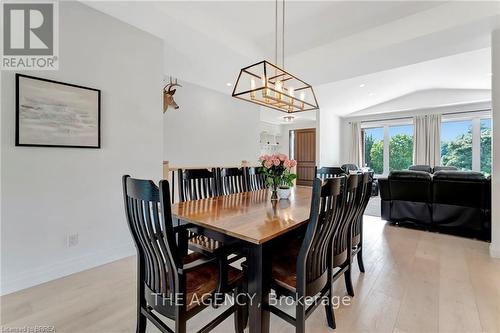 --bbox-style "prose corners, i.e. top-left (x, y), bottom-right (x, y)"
top-left (441, 112), bottom-right (492, 173)
top-left (440, 118), bottom-right (474, 171)
top-left (361, 118), bottom-right (413, 177)
top-left (361, 126), bottom-right (385, 176)
top-left (360, 111), bottom-right (492, 176)
top-left (479, 118), bottom-right (492, 175)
